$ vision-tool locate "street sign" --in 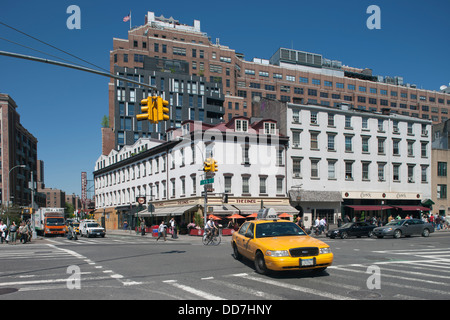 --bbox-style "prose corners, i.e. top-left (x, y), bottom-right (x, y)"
top-left (200, 178), bottom-right (214, 185)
